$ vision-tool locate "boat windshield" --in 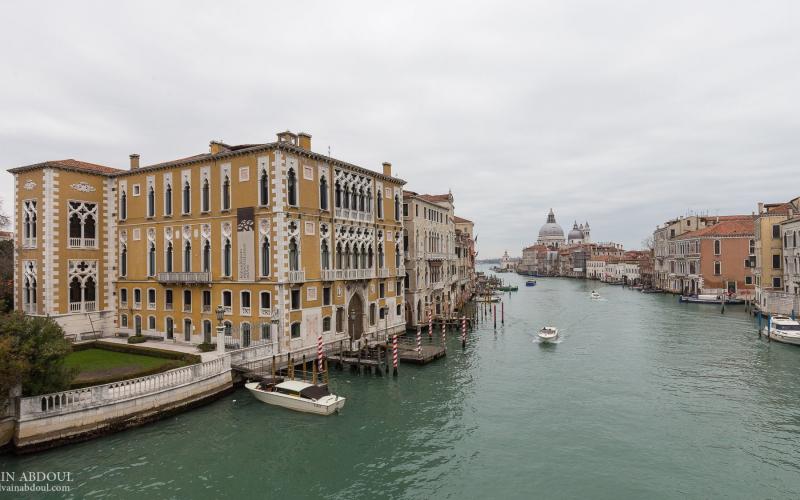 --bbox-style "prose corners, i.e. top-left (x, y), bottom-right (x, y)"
top-left (776, 323), bottom-right (800, 331)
